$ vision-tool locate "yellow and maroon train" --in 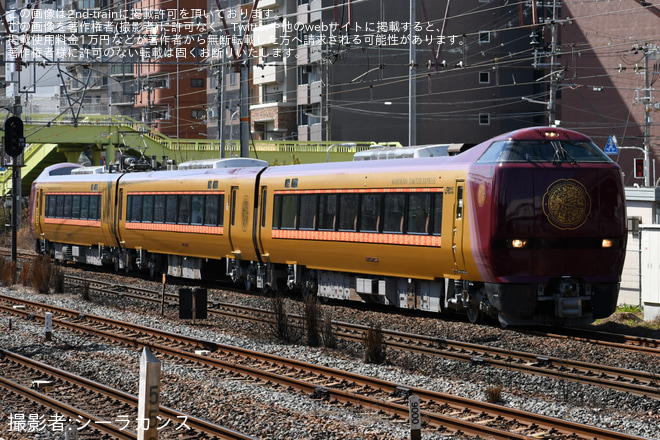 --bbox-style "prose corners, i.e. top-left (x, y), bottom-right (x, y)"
top-left (30, 127), bottom-right (627, 326)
